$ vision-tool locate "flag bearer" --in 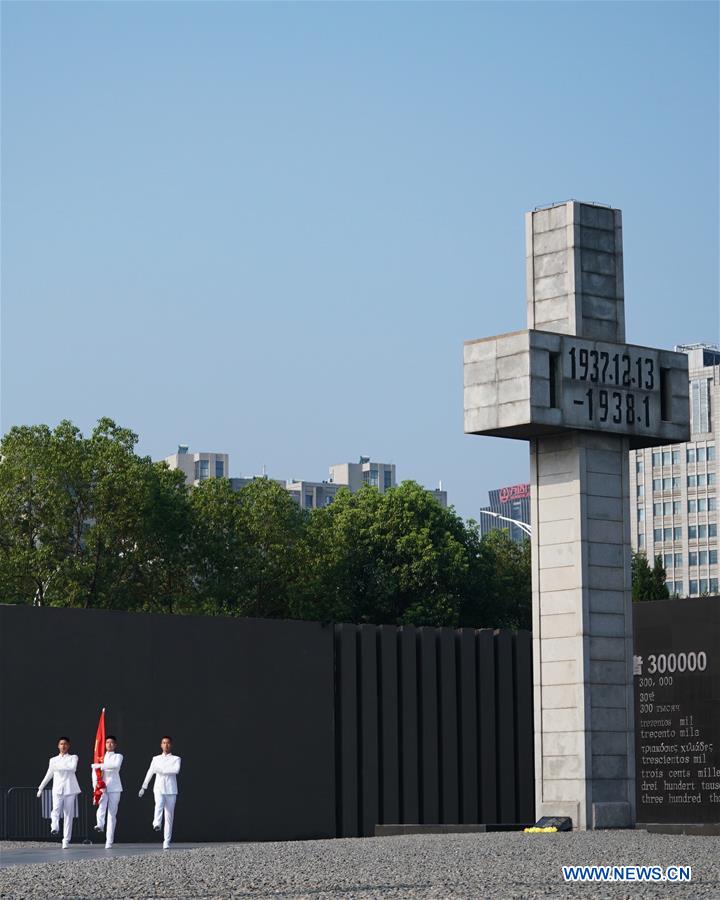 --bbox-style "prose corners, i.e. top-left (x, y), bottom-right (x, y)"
top-left (139, 736), bottom-right (181, 850)
top-left (37, 737), bottom-right (81, 848)
top-left (91, 735), bottom-right (123, 848)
